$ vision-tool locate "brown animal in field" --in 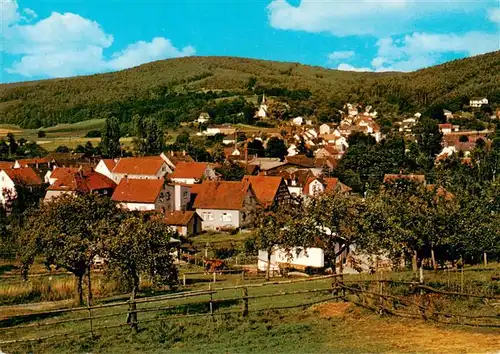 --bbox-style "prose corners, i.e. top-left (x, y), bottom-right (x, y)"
top-left (204, 259), bottom-right (227, 275)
